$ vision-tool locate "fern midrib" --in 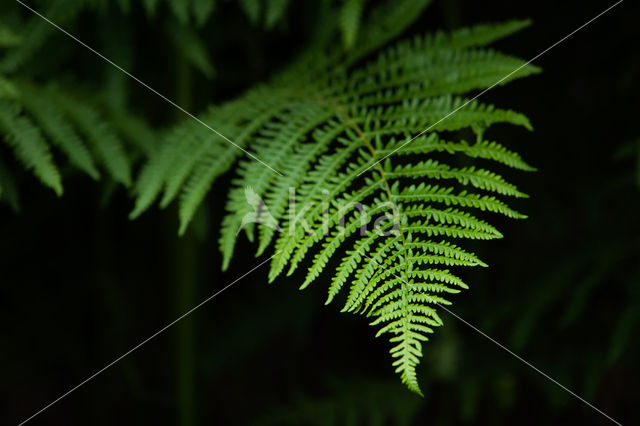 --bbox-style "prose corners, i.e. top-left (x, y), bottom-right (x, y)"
top-left (325, 99), bottom-right (408, 252)
top-left (326, 98), bottom-right (418, 375)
